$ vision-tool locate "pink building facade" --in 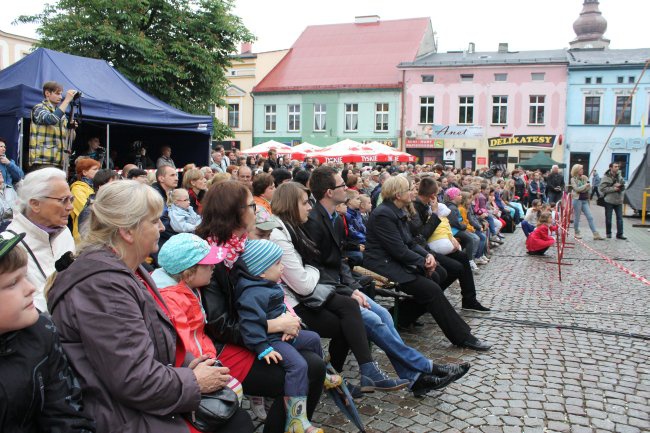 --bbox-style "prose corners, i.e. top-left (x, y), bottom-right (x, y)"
top-left (399, 50), bottom-right (568, 170)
